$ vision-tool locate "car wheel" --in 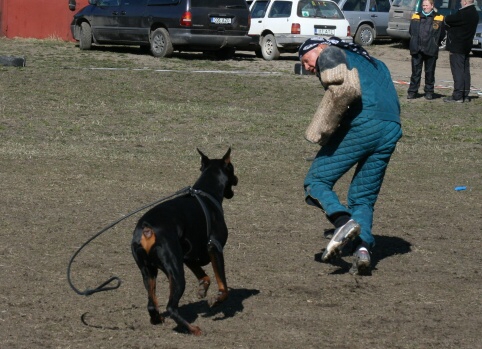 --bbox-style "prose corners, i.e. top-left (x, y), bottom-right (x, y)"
top-left (354, 24), bottom-right (375, 46)
top-left (261, 34), bottom-right (280, 61)
top-left (150, 28), bottom-right (173, 58)
top-left (79, 22), bottom-right (92, 50)
top-left (214, 47), bottom-right (236, 60)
